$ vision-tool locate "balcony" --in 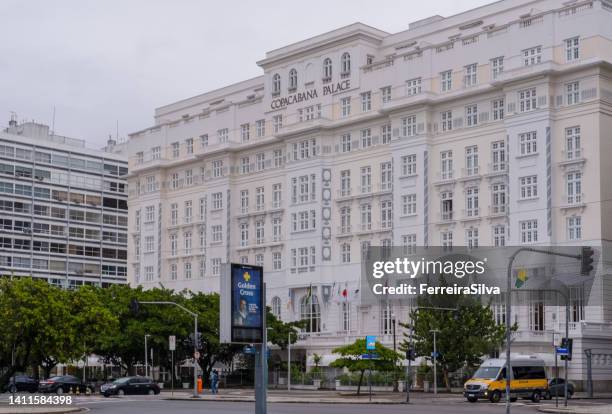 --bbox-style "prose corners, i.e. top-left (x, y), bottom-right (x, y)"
top-left (433, 171), bottom-right (456, 186)
top-left (337, 225), bottom-right (352, 236)
top-left (437, 211), bottom-right (454, 223)
top-left (560, 194), bottom-right (586, 210)
top-left (486, 163), bottom-right (508, 178)
top-left (459, 167), bottom-right (481, 182)
top-left (559, 148), bottom-right (586, 168)
top-left (460, 209), bottom-right (481, 222)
